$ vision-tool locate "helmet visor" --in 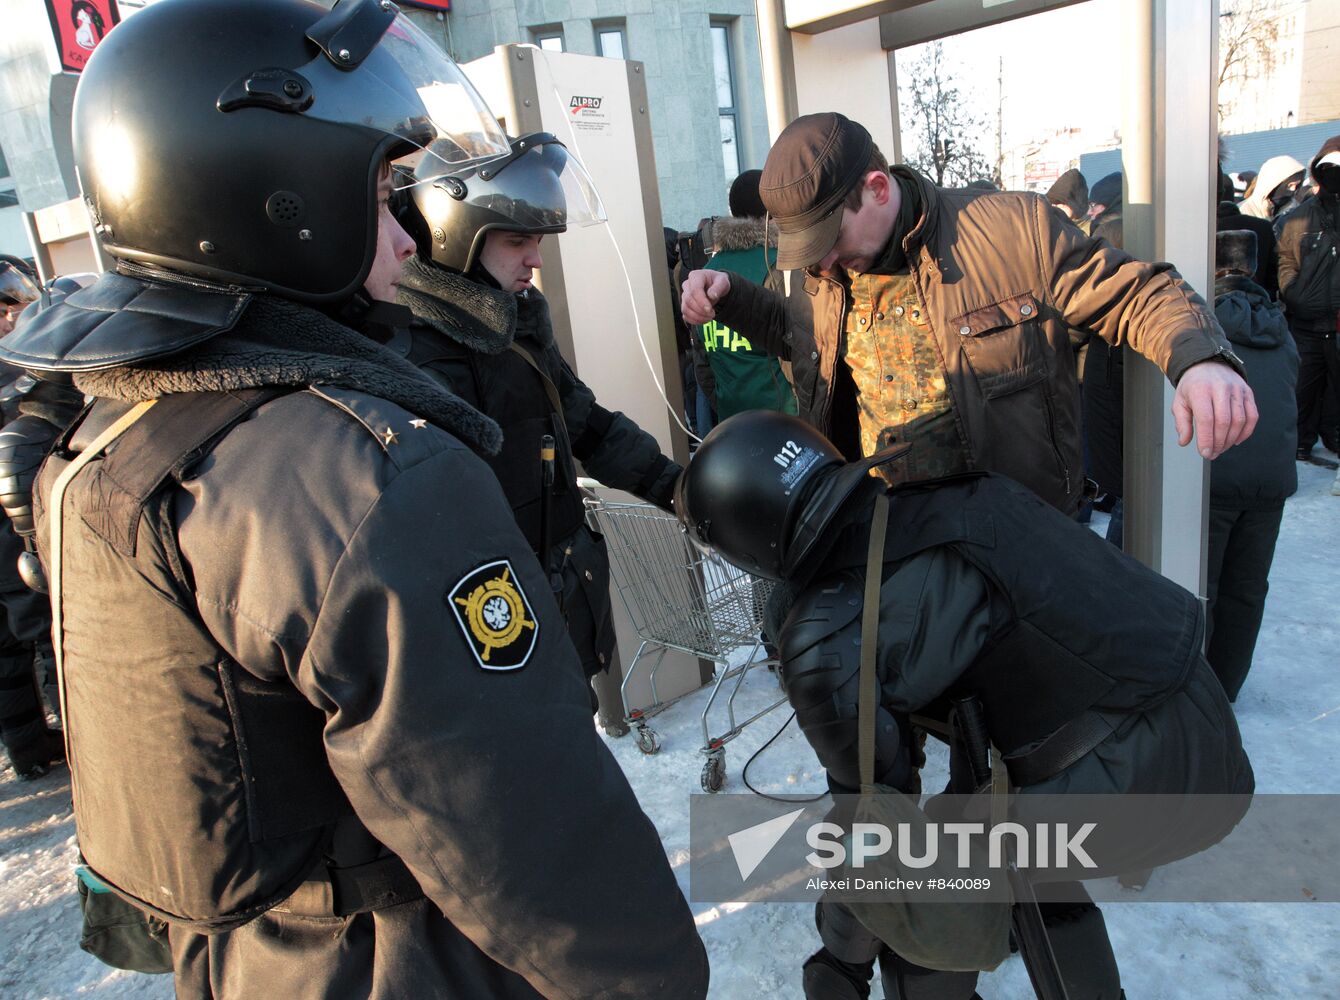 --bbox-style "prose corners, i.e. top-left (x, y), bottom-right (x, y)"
top-left (404, 136), bottom-right (606, 232)
top-left (0, 264), bottom-right (40, 307)
top-left (298, 10), bottom-right (508, 176)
